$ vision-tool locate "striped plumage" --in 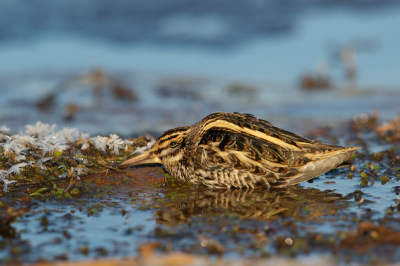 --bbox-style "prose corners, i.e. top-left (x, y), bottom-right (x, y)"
top-left (117, 112), bottom-right (360, 189)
